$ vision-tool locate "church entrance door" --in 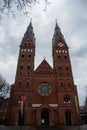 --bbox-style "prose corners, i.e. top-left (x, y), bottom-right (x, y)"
top-left (41, 110), bottom-right (49, 126)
